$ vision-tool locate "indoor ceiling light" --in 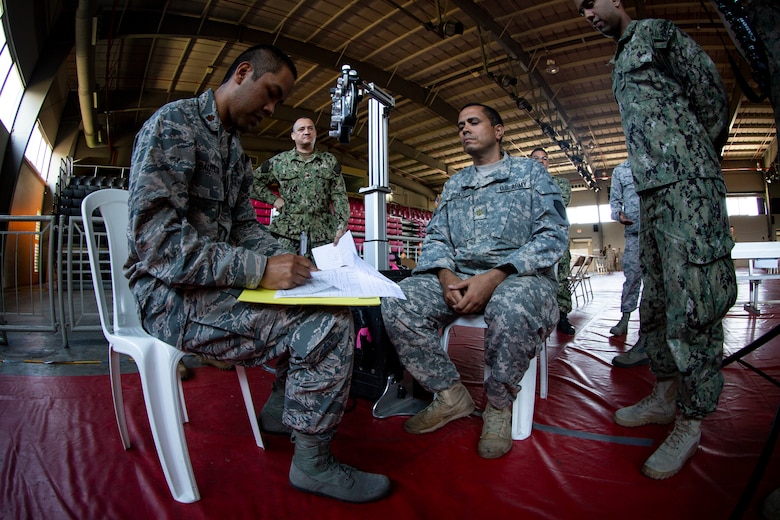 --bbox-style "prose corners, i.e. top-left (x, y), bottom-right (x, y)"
top-left (440, 20), bottom-right (464, 37)
top-left (496, 74), bottom-right (517, 87)
top-left (514, 96), bottom-right (532, 112)
top-left (545, 59), bottom-right (560, 75)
